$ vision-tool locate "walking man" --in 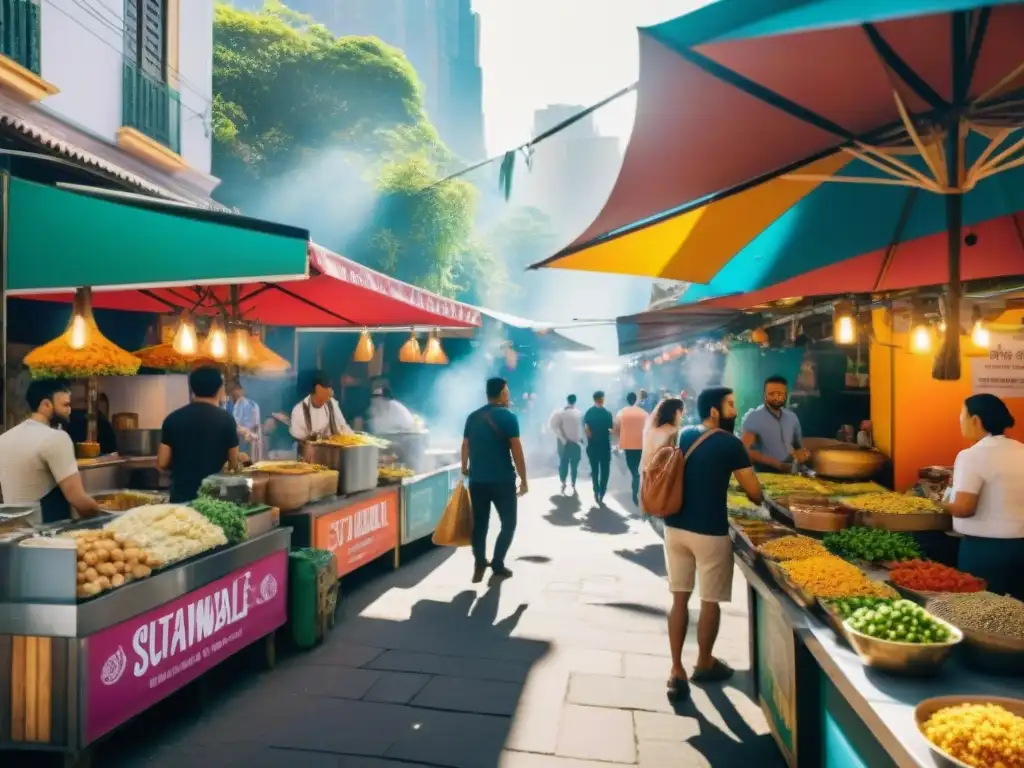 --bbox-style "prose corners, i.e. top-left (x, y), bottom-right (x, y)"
top-left (549, 394), bottom-right (584, 494)
top-left (614, 392), bottom-right (648, 506)
top-left (663, 387), bottom-right (762, 700)
top-left (583, 391), bottom-right (614, 504)
top-left (462, 377), bottom-right (529, 583)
